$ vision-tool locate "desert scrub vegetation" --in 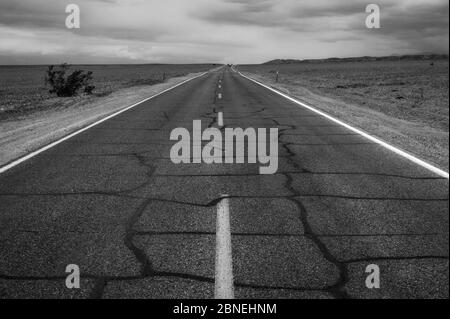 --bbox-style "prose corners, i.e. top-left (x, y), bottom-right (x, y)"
top-left (46, 63), bottom-right (95, 97)
top-left (0, 64), bottom-right (217, 118)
